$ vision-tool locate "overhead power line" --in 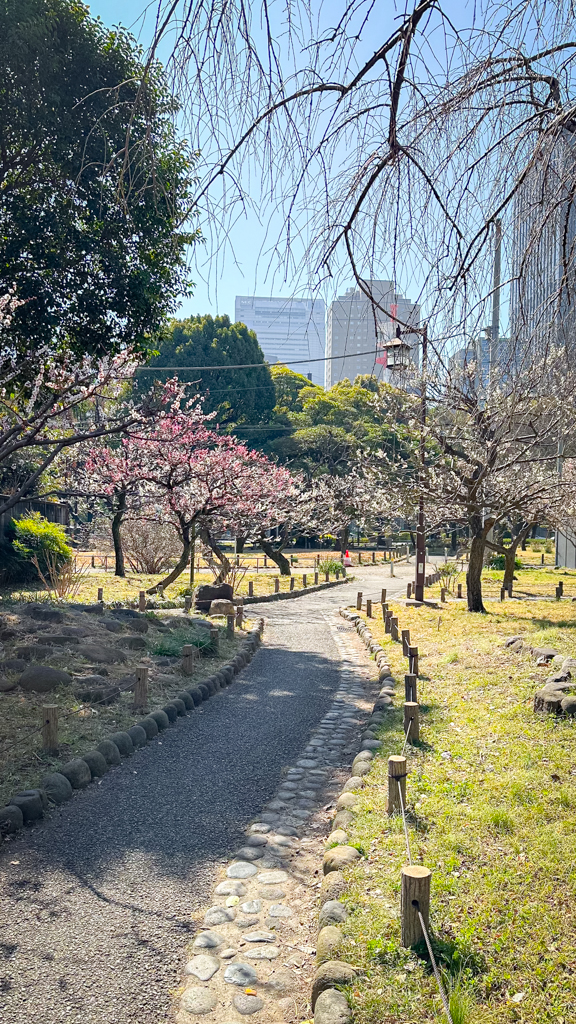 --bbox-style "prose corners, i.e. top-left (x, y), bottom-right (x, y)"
top-left (137, 347), bottom-right (383, 372)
